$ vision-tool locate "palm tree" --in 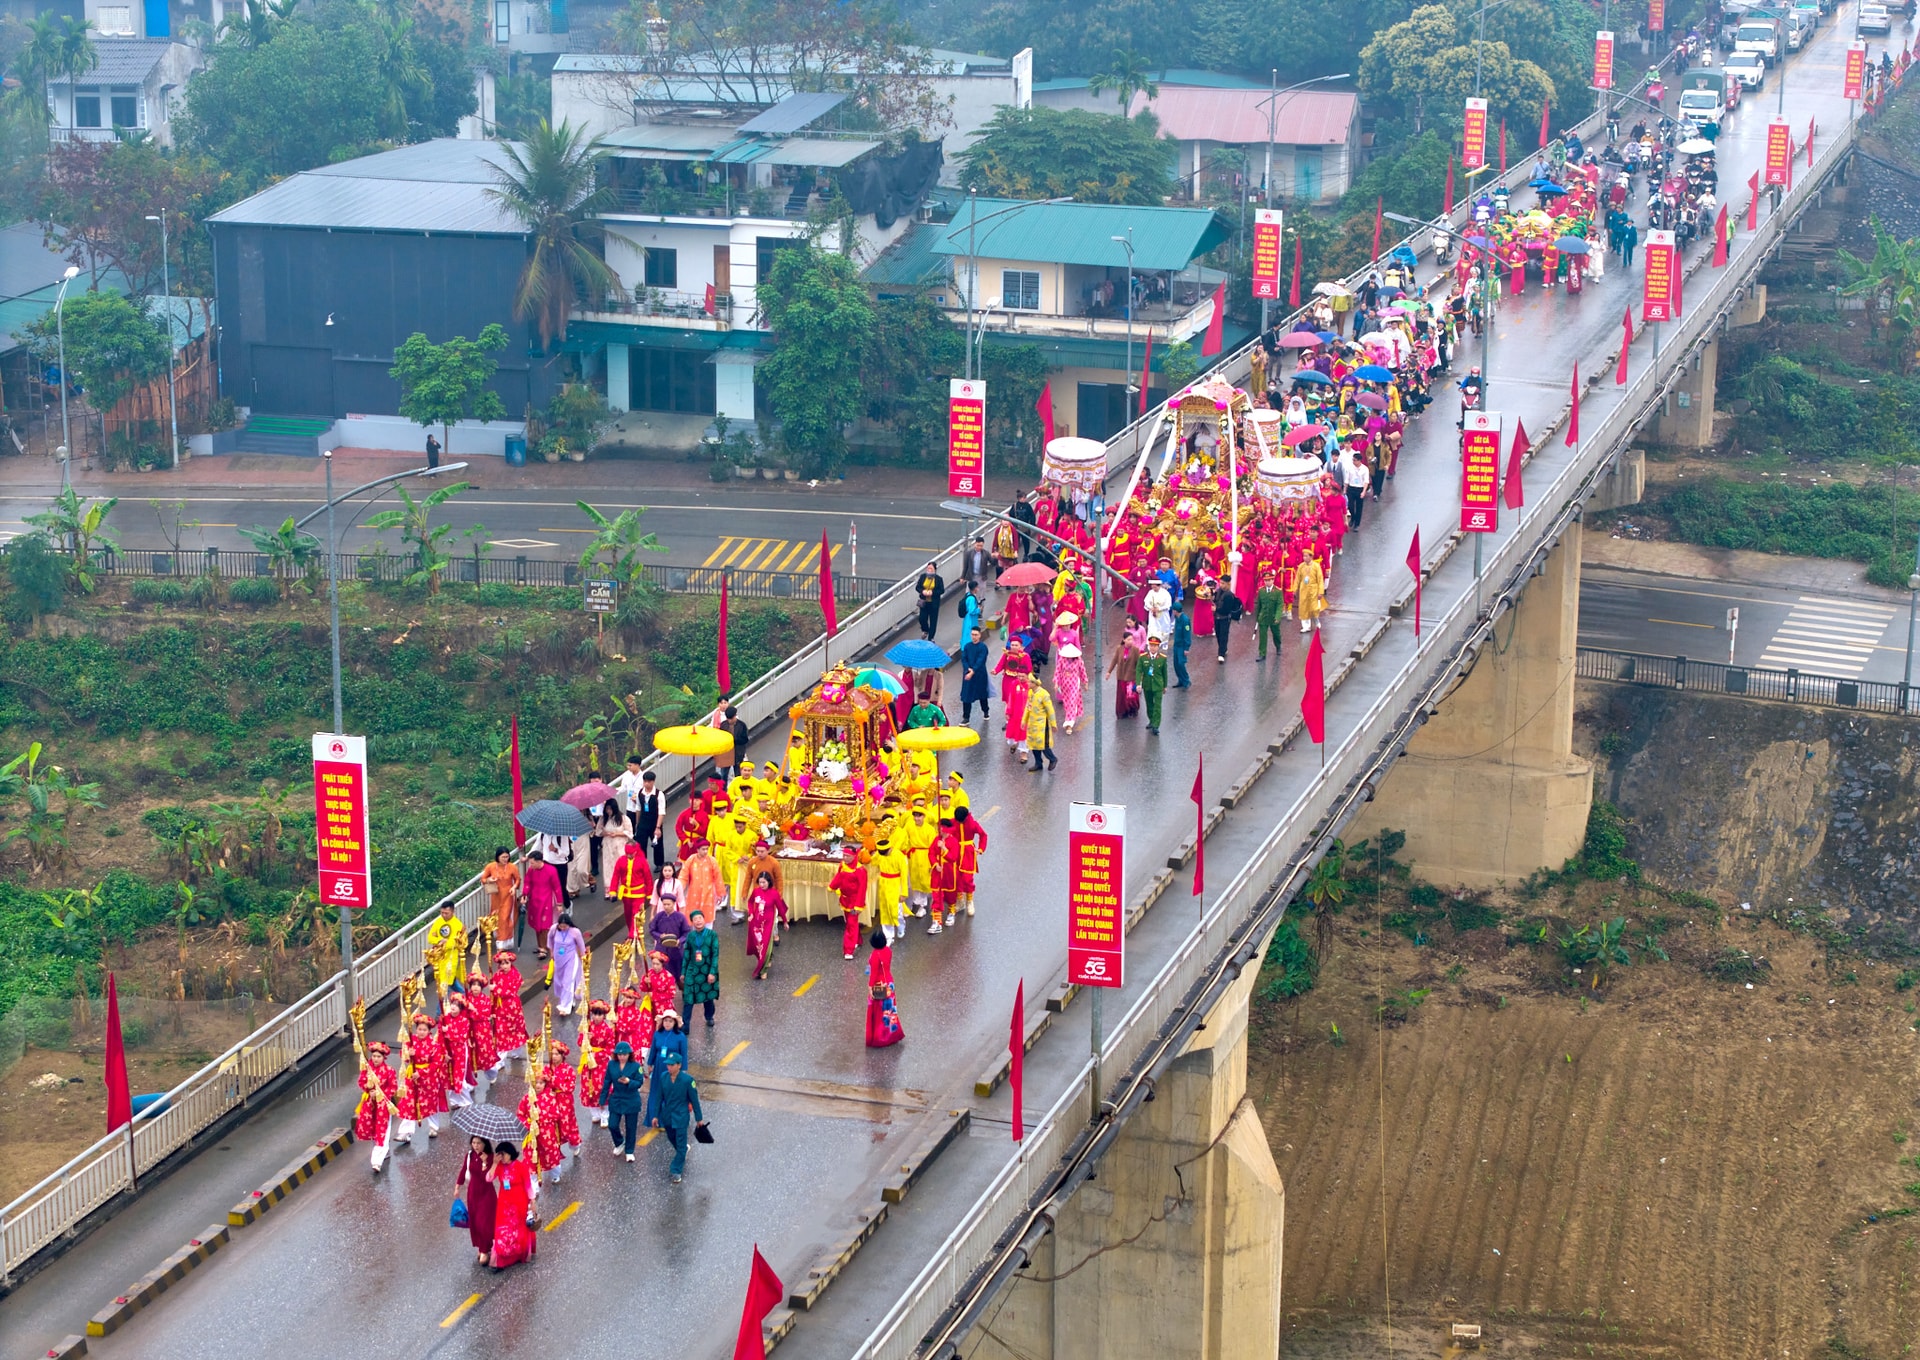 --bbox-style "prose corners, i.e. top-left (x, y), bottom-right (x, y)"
top-left (369, 8), bottom-right (431, 141)
top-left (14, 16), bottom-right (63, 126)
top-left (486, 120), bottom-right (620, 348)
top-left (1089, 48), bottom-right (1160, 119)
top-left (218, 0), bottom-right (299, 50)
top-left (54, 17), bottom-right (97, 138)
